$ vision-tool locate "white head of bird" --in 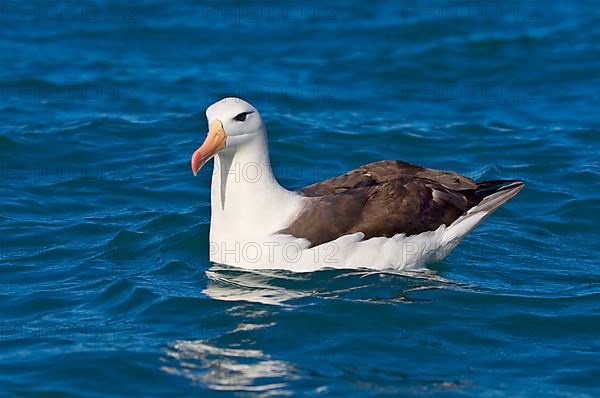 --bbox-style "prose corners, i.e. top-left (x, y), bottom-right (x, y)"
top-left (191, 97), bottom-right (268, 176)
